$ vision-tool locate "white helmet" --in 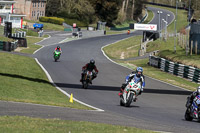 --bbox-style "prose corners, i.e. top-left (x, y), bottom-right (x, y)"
top-left (197, 86), bottom-right (200, 94)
